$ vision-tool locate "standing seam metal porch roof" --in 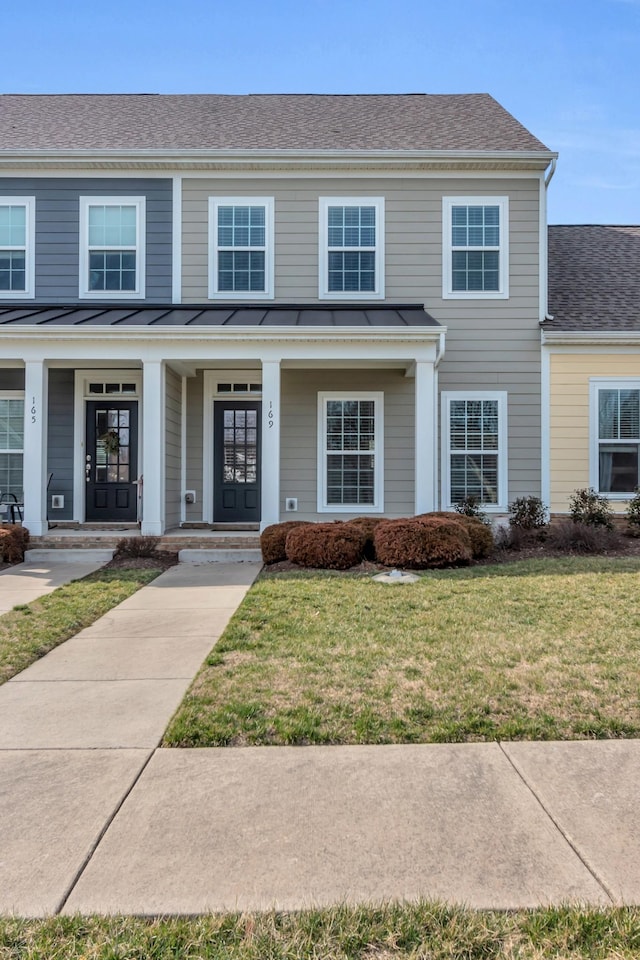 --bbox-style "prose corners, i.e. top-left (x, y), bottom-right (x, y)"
top-left (0, 304), bottom-right (440, 328)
